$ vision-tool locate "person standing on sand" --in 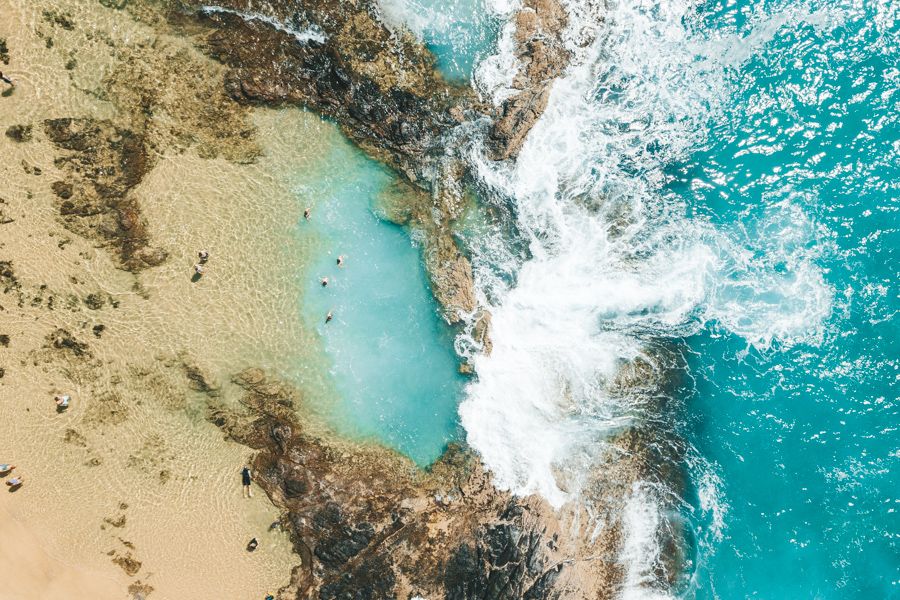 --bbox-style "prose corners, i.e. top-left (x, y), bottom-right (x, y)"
top-left (241, 465), bottom-right (253, 498)
top-left (198, 249), bottom-right (209, 263)
top-left (55, 395), bottom-right (70, 410)
top-left (0, 464), bottom-right (15, 475)
top-left (6, 476), bottom-right (23, 488)
top-left (0, 72), bottom-right (13, 86)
